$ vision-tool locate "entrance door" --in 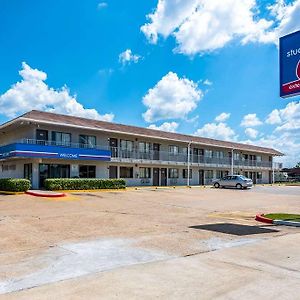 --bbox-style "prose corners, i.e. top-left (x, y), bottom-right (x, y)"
top-left (39, 164), bottom-right (70, 188)
top-left (153, 168), bottom-right (159, 186)
top-left (109, 166), bottom-right (118, 179)
top-left (161, 168), bottom-right (167, 186)
top-left (36, 129), bottom-right (48, 144)
top-left (109, 138), bottom-right (118, 158)
top-left (199, 170), bottom-right (204, 185)
top-left (153, 143), bottom-right (160, 160)
top-left (24, 163), bottom-right (32, 183)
